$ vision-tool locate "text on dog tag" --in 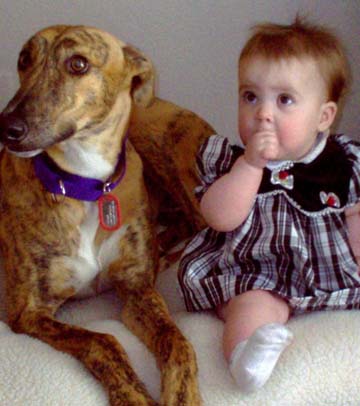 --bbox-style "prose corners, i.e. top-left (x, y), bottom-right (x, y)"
top-left (98, 194), bottom-right (121, 231)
